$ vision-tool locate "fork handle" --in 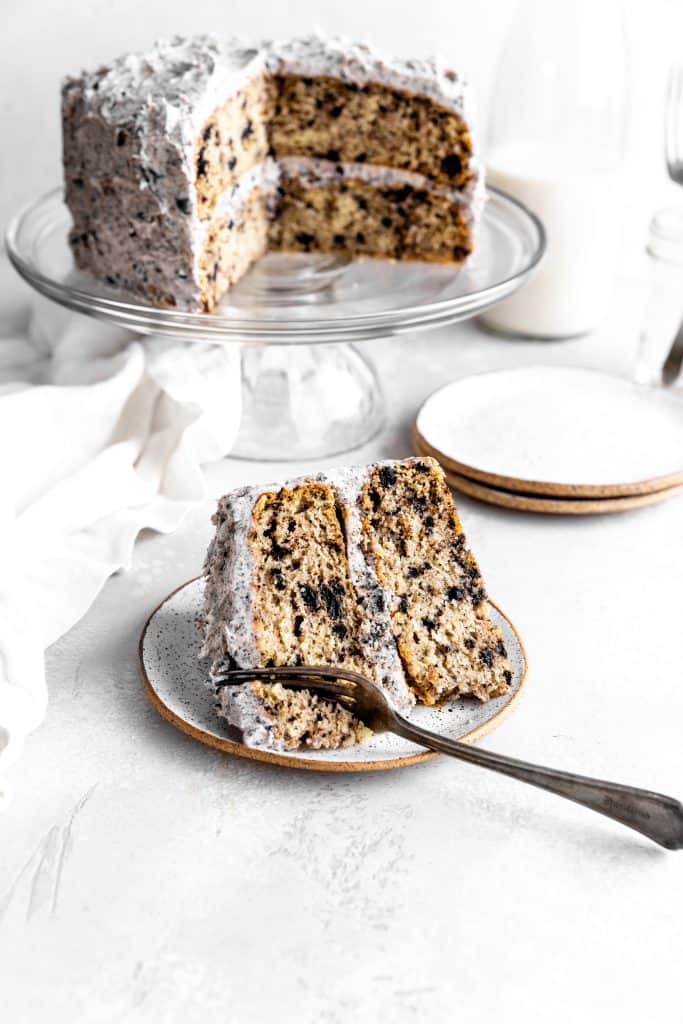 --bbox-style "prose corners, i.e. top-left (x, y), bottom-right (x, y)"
top-left (391, 715), bottom-right (683, 850)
